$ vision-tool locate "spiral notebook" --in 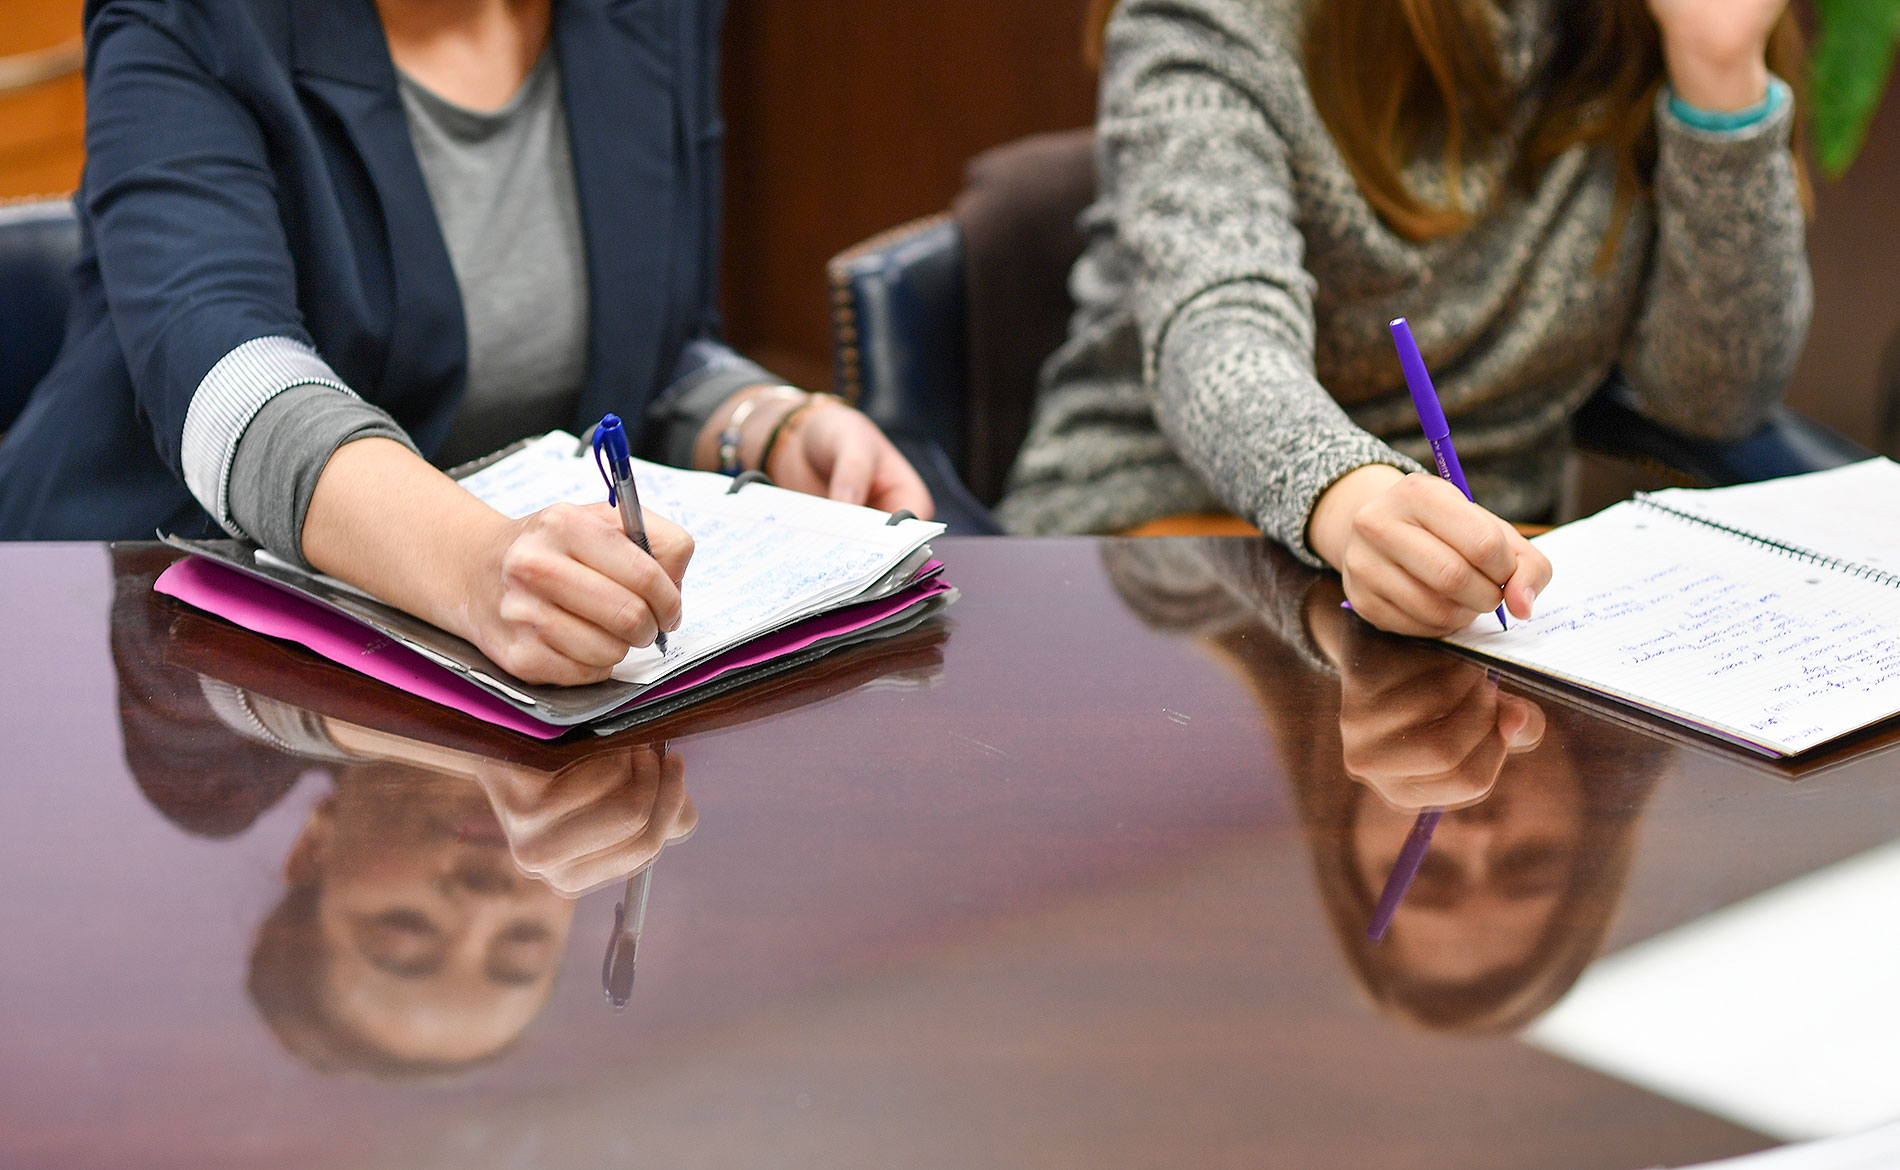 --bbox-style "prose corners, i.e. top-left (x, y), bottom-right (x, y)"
top-left (1446, 459), bottom-right (1900, 757)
